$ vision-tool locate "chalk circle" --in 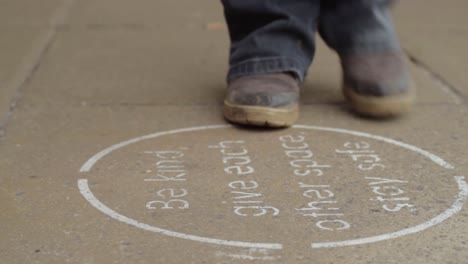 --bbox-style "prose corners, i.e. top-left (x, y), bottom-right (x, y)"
top-left (78, 125), bottom-right (467, 249)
